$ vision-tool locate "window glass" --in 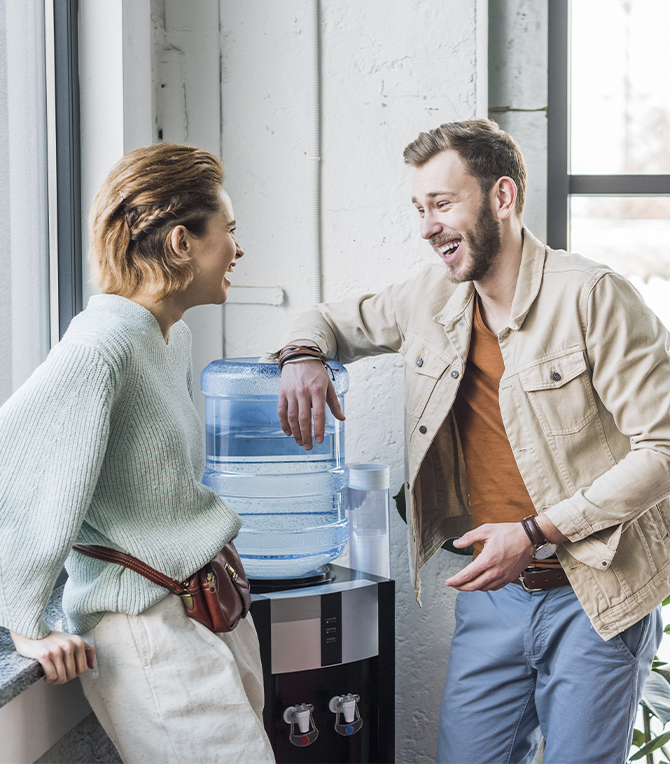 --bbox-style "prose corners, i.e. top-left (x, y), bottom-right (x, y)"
top-left (570, 0), bottom-right (670, 175)
top-left (570, 195), bottom-right (670, 326)
top-left (0, 0), bottom-right (51, 406)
